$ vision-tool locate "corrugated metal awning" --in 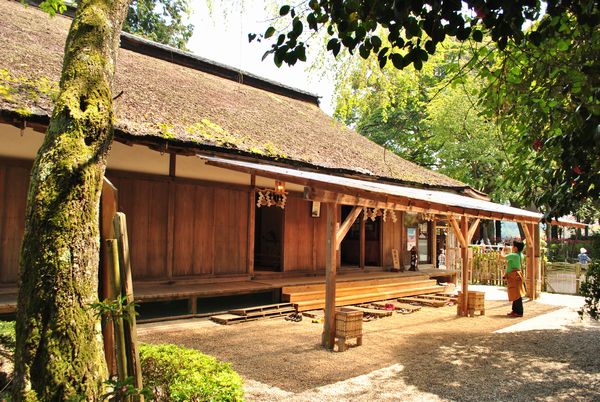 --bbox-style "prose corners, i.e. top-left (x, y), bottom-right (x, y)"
top-left (200, 155), bottom-right (584, 228)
